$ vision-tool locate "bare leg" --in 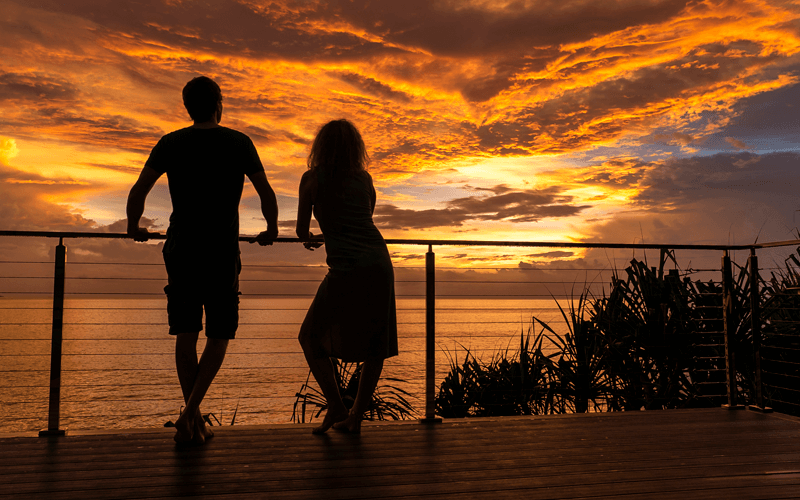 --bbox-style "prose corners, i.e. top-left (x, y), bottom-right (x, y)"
top-left (174, 336), bottom-right (229, 444)
top-left (174, 332), bottom-right (200, 443)
top-left (301, 339), bottom-right (348, 434)
top-left (334, 357), bottom-right (384, 433)
top-left (175, 332), bottom-right (200, 401)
